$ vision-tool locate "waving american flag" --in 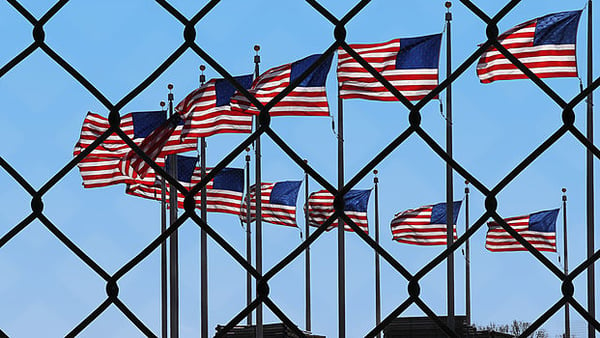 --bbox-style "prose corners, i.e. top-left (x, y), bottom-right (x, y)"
top-left (176, 75), bottom-right (254, 139)
top-left (477, 10), bottom-right (582, 83)
top-left (306, 189), bottom-right (371, 234)
top-left (230, 54), bottom-right (333, 117)
top-left (337, 34), bottom-right (442, 101)
top-left (127, 155), bottom-right (245, 215)
top-left (241, 181), bottom-right (303, 227)
top-left (74, 111), bottom-right (196, 188)
top-left (485, 209), bottom-right (558, 252)
top-left (390, 201), bottom-right (461, 246)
